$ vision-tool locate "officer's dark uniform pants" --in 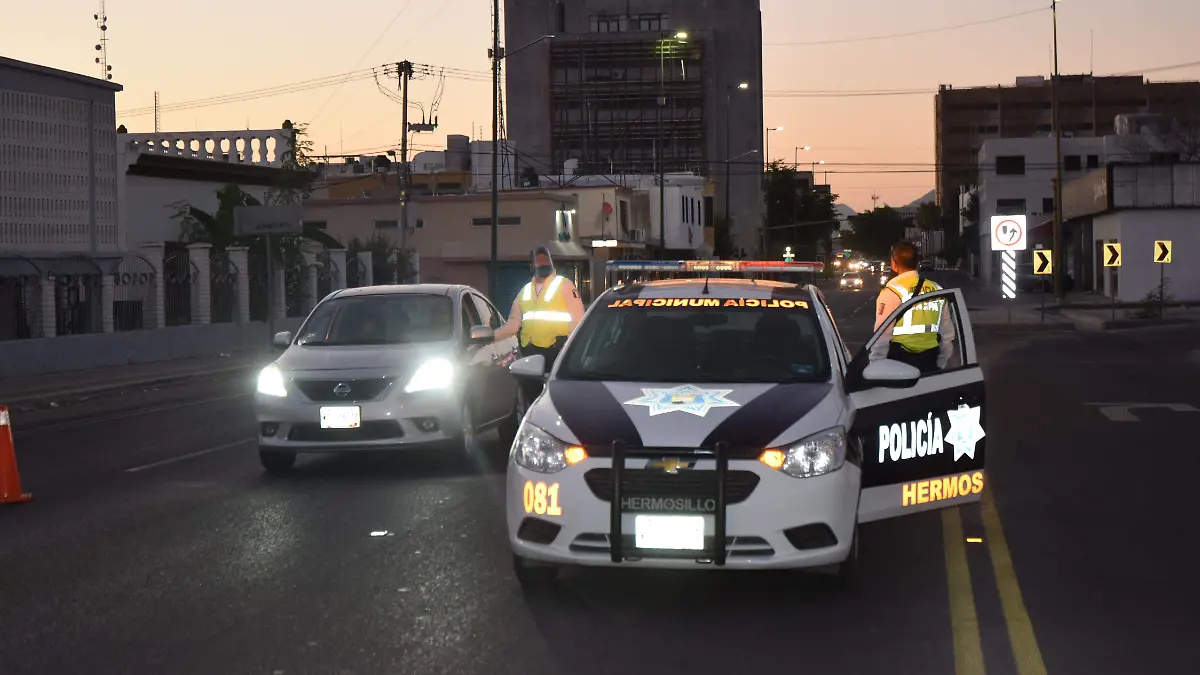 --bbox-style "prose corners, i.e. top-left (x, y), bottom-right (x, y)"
top-left (886, 342), bottom-right (940, 374)
top-left (518, 338), bottom-right (565, 405)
